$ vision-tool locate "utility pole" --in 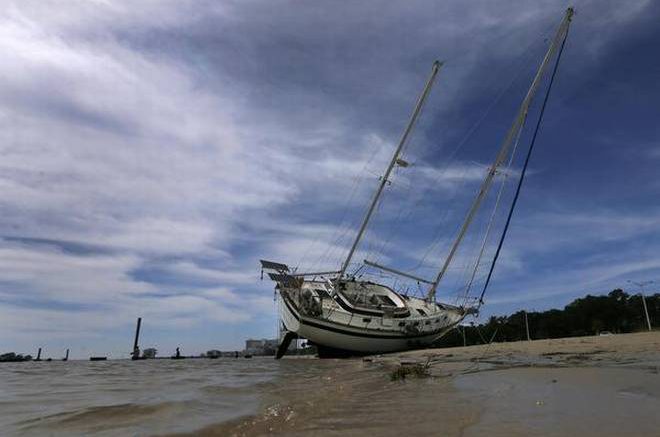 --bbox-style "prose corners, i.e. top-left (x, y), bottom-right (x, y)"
top-left (628, 280), bottom-right (653, 332)
top-left (462, 325), bottom-right (467, 347)
top-left (641, 293), bottom-right (652, 331)
top-left (524, 310), bottom-right (531, 341)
